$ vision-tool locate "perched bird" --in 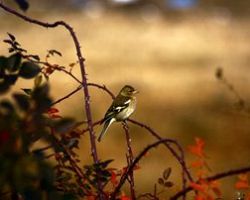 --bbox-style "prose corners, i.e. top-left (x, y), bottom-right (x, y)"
top-left (97, 85), bottom-right (138, 142)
